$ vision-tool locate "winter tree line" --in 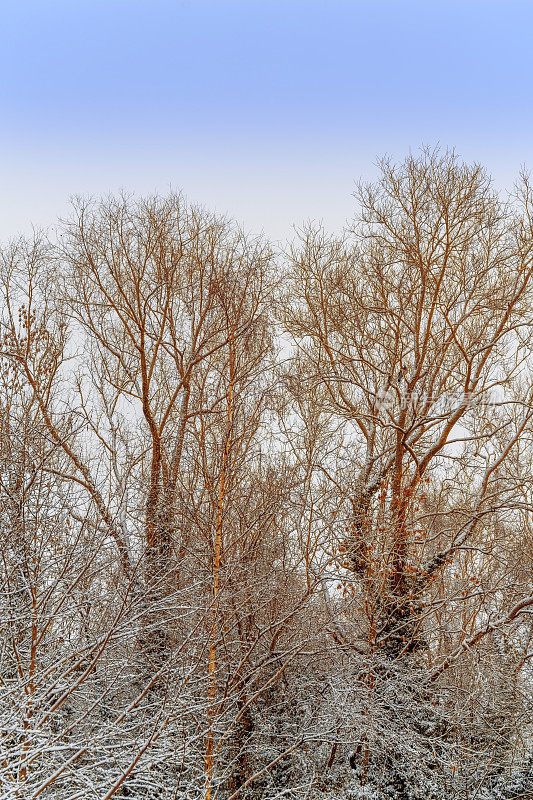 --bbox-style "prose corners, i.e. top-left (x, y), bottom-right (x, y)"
top-left (0, 149), bottom-right (532, 800)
